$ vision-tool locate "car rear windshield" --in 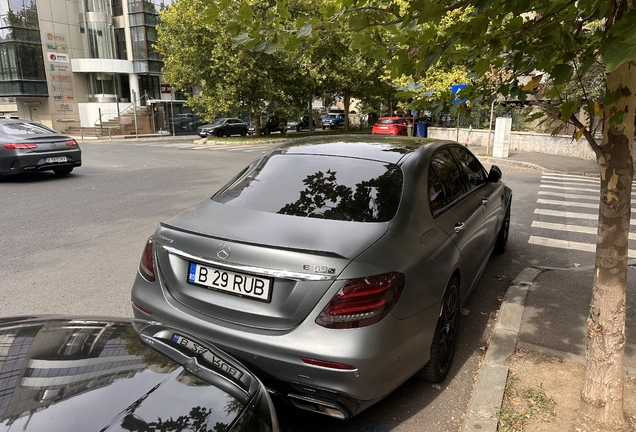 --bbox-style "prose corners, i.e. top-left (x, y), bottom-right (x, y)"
top-left (378, 119), bottom-right (403, 124)
top-left (0, 122), bottom-right (57, 135)
top-left (213, 154), bottom-right (403, 222)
